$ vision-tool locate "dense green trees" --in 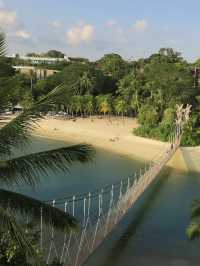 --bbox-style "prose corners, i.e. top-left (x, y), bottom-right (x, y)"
top-left (97, 53), bottom-right (130, 80)
top-left (28, 48), bottom-right (200, 145)
top-left (26, 50), bottom-right (65, 58)
top-left (1, 38), bottom-right (200, 146)
top-left (130, 50), bottom-right (198, 145)
top-left (0, 55), bottom-right (33, 110)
